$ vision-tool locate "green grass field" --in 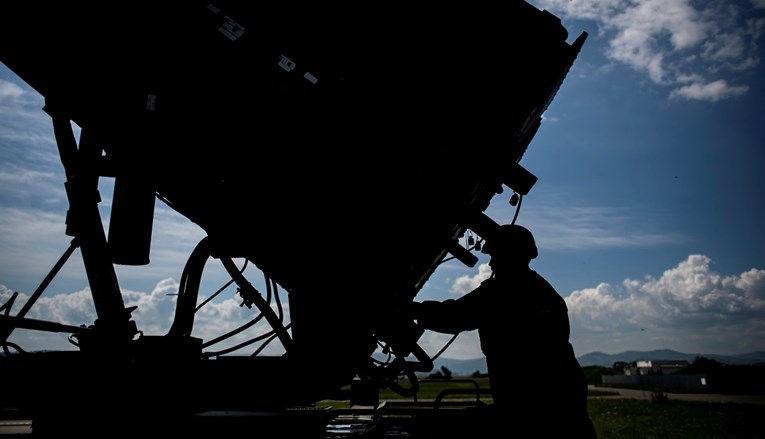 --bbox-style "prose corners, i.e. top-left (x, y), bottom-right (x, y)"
top-left (587, 398), bottom-right (763, 439)
top-left (320, 377), bottom-right (765, 438)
